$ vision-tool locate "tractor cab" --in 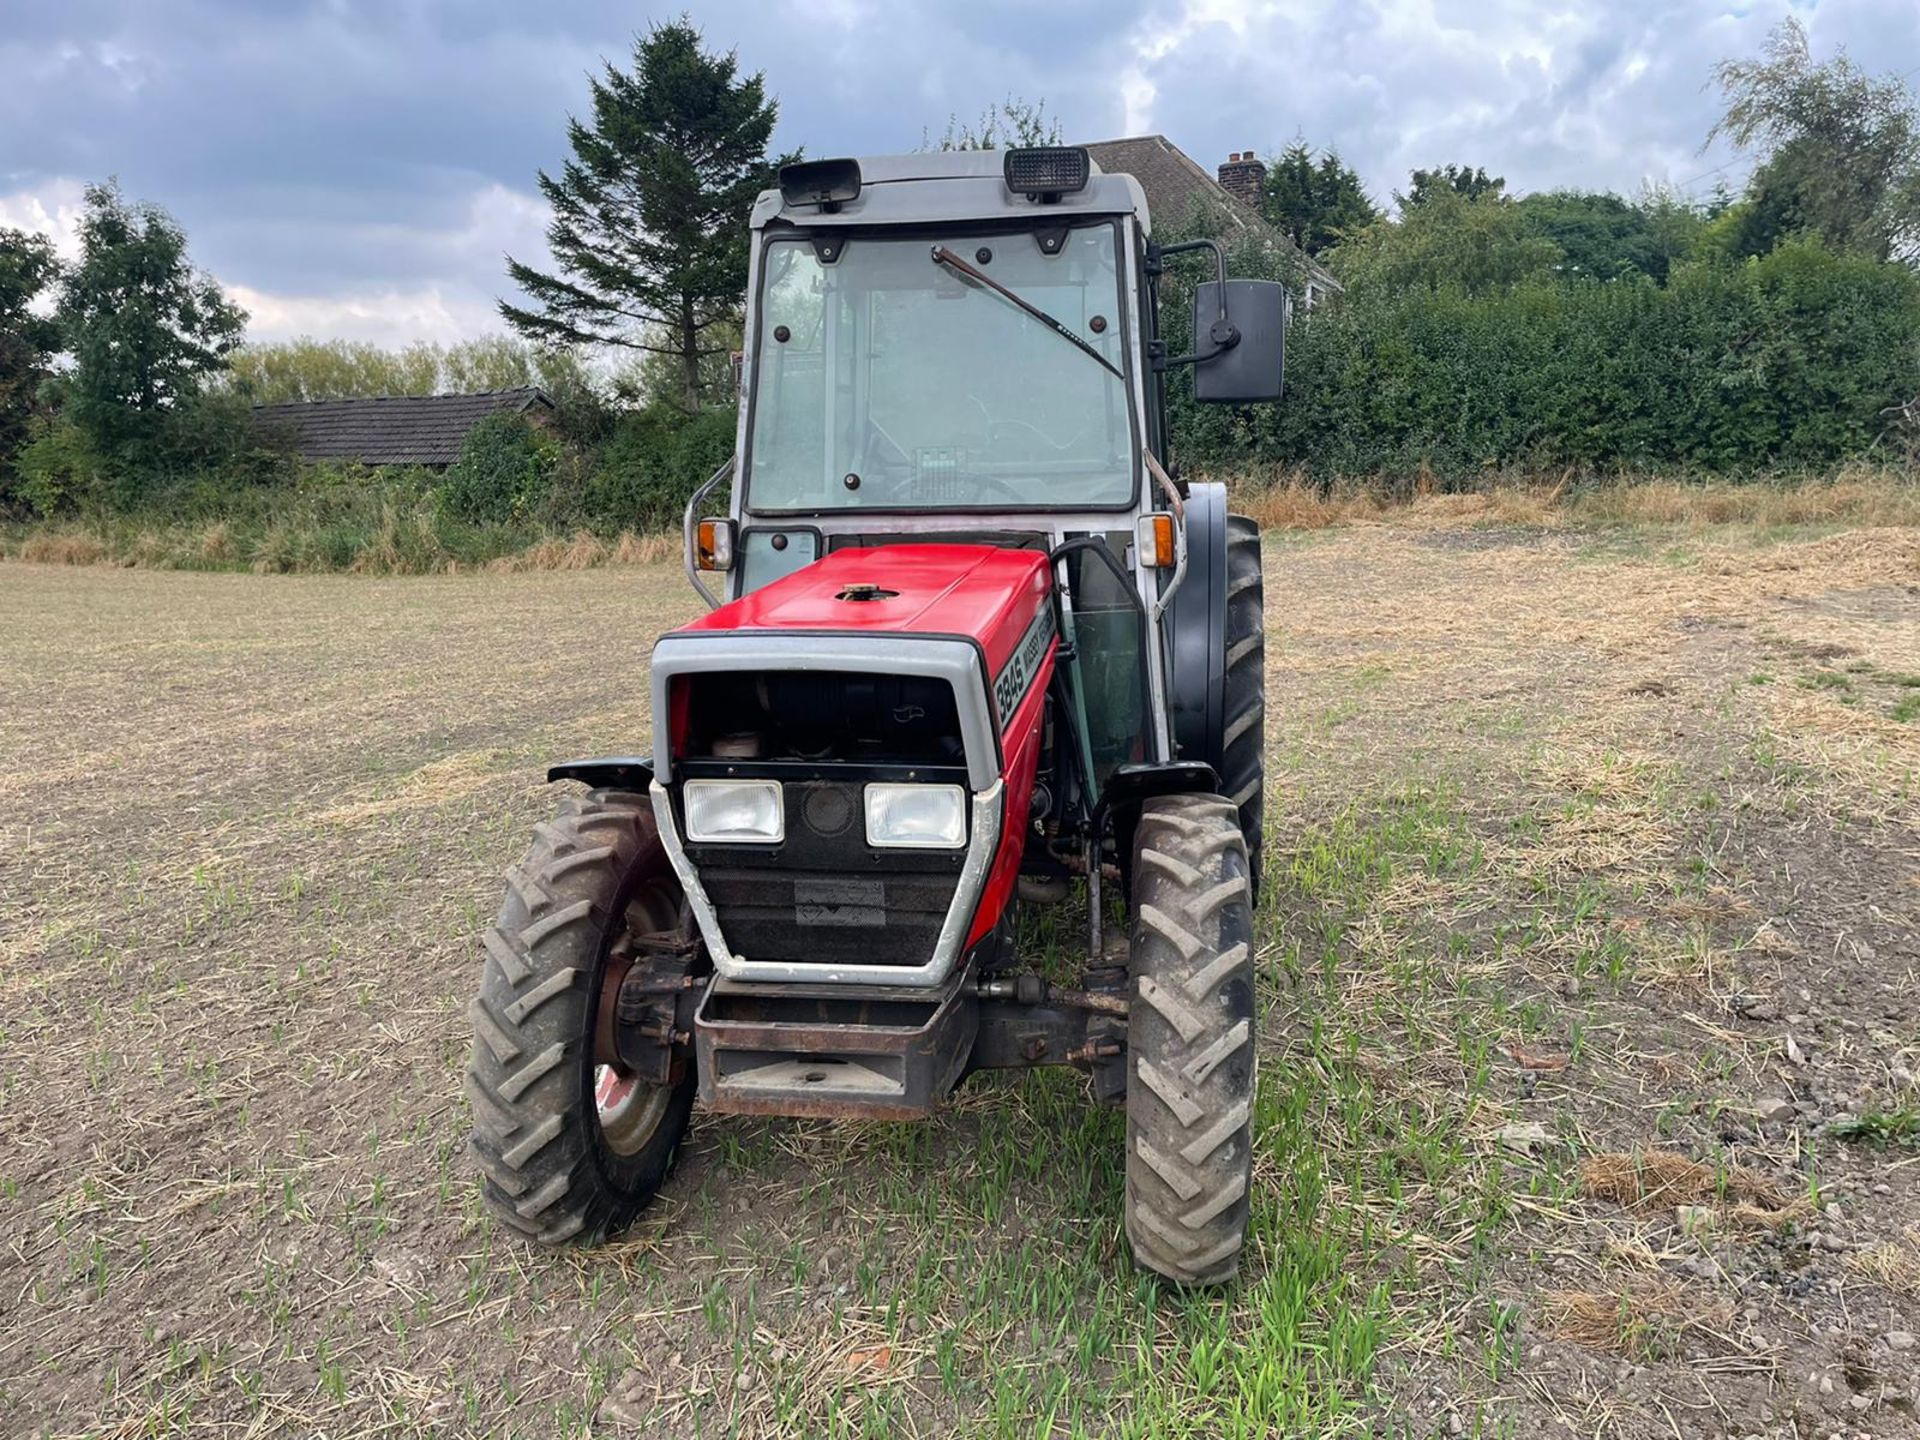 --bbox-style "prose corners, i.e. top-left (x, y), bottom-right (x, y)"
top-left (468, 147), bottom-right (1284, 1286)
top-left (691, 146), bottom-right (1282, 795)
